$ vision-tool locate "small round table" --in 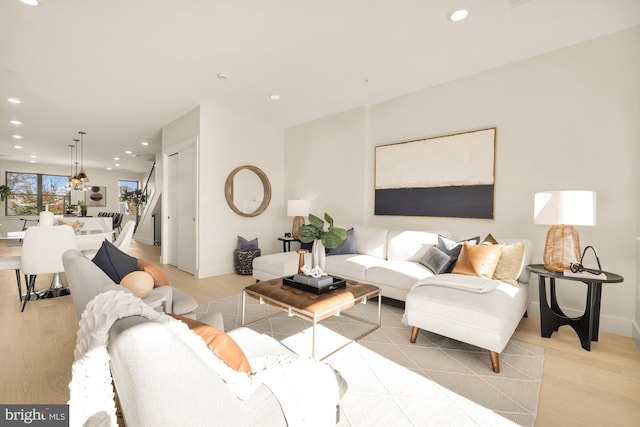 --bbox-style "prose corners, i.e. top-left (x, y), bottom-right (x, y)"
top-left (526, 264), bottom-right (623, 351)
